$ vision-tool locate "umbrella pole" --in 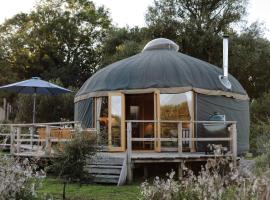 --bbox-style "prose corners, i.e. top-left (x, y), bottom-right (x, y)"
top-left (33, 92), bottom-right (36, 124)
